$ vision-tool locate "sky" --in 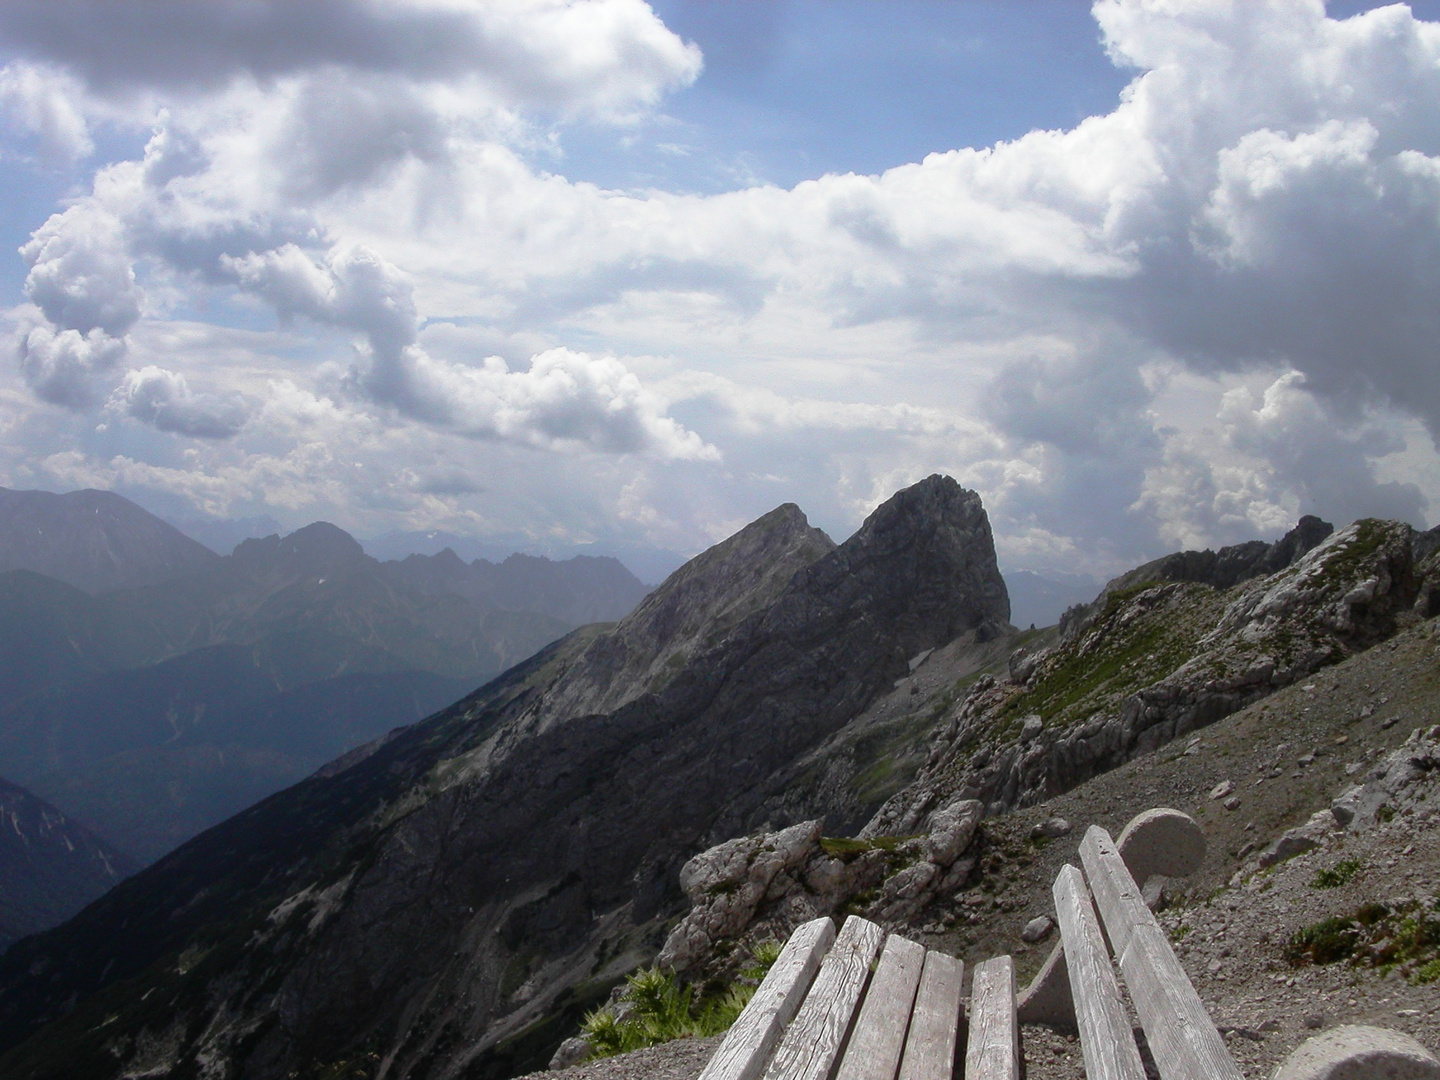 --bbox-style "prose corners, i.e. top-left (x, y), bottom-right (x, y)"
top-left (1, 0), bottom-right (1439, 583)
